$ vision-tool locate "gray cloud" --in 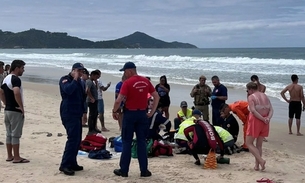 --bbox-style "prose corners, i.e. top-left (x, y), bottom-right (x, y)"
top-left (0, 0), bottom-right (304, 48)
